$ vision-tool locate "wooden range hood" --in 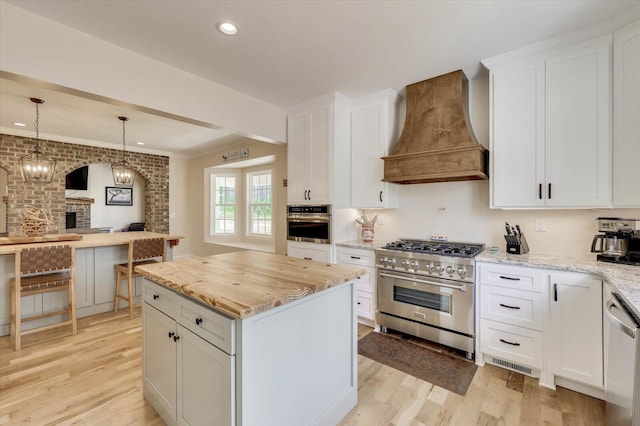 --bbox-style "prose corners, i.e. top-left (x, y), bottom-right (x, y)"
top-left (383, 70), bottom-right (488, 184)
